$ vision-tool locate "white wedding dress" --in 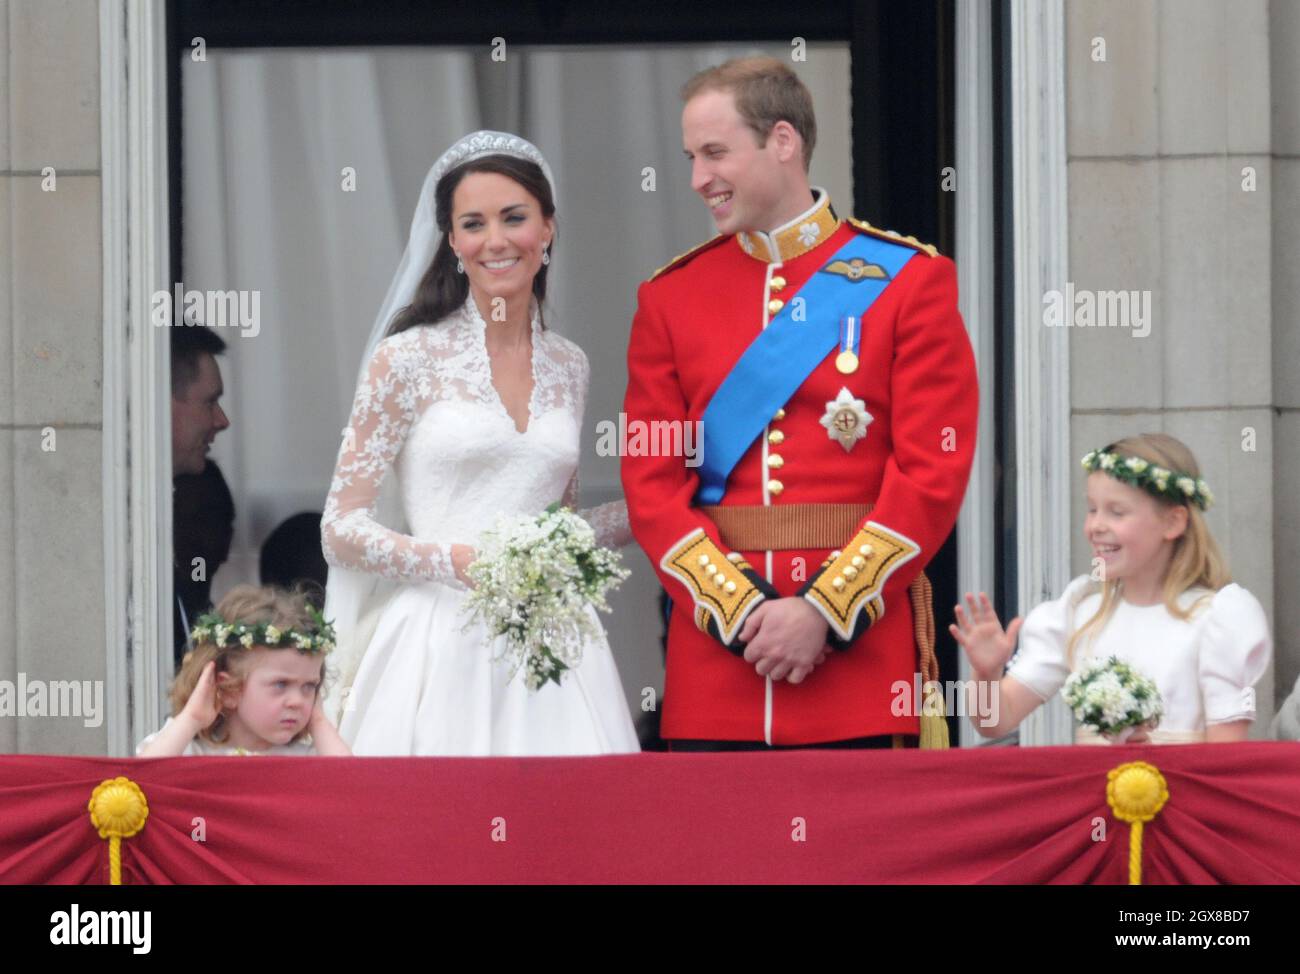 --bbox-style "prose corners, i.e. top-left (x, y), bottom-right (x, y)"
top-left (321, 297), bottom-right (640, 755)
